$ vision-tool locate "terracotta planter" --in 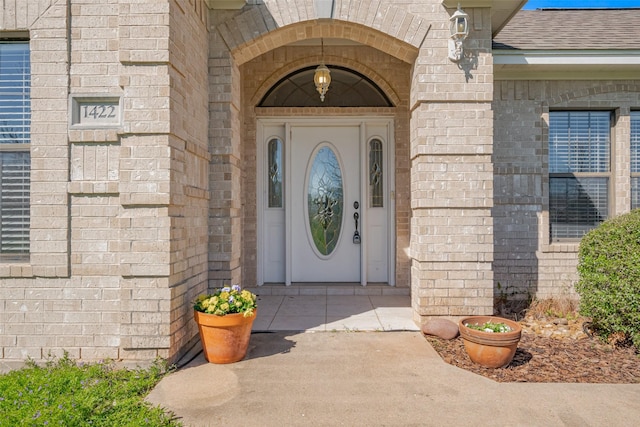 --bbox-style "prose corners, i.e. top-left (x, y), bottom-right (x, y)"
top-left (194, 309), bottom-right (257, 364)
top-left (458, 316), bottom-right (522, 368)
